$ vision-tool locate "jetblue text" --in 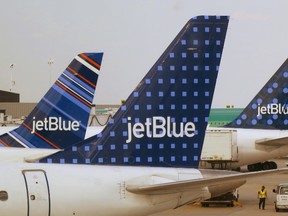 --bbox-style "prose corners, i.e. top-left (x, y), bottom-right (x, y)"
top-left (126, 116), bottom-right (196, 143)
top-left (257, 103), bottom-right (288, 116)
top-left (31, 117), bottom-right (80, 133)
